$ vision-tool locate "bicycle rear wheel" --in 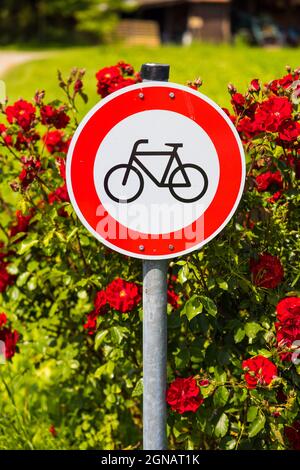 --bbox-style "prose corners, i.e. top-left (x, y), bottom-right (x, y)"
top-left (169, 164), bottom-right (208, 203)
